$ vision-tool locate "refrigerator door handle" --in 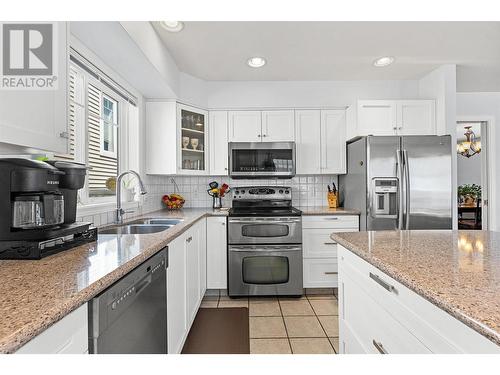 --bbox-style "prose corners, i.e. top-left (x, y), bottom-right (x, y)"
top-left (403, 150), bottom-right (410, 229)
top-left (396, 149), bottom-right (404, 230)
